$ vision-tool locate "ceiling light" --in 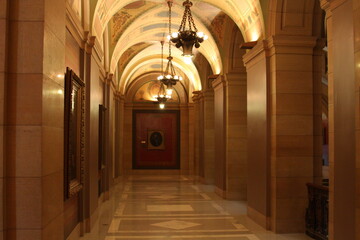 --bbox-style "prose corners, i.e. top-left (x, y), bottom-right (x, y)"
top-left (170, 0), bottom-right (207, 57)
